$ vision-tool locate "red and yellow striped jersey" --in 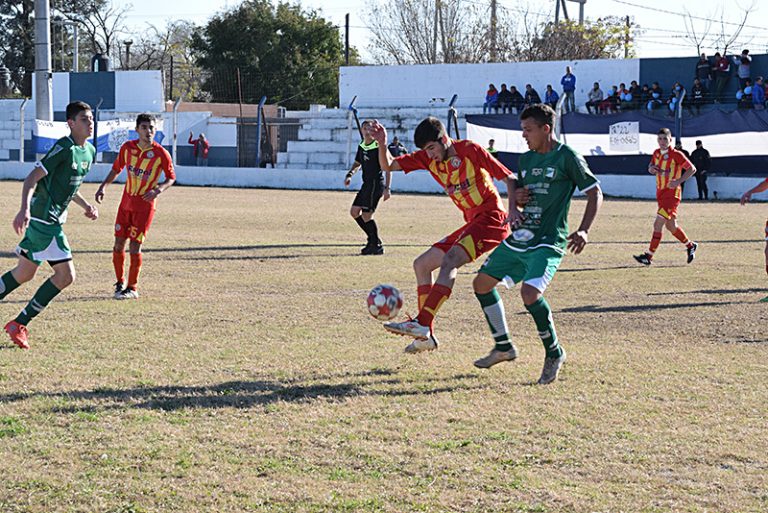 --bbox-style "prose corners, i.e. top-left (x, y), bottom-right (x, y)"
top-left (651, 148), bottom-right (692, 192)
top-left (111, 140), bottom-right (175, 203)
top-left (395, 139), bottom-right (514, 222)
